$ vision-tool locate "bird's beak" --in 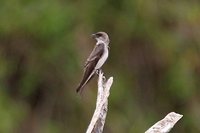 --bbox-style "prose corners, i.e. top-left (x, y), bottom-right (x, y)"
top-left (91, 34), bottom-right (96, 39)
